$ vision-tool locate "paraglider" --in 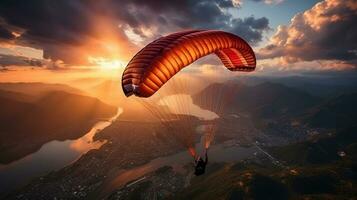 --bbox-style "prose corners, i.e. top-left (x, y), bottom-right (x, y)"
top-left (193, 148), bottom-right (208, 176)
top-left (122, 30), bottom-right (256, 97)
top-left (121, 30), bottom-right (256, 175)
